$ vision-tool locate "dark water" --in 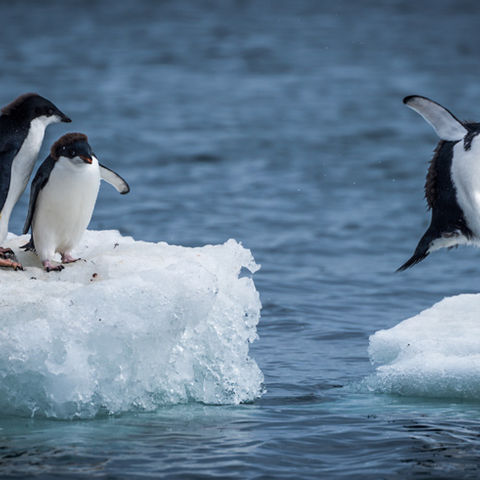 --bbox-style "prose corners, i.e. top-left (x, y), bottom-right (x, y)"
top-left (2, 0), bottom-right (480, 478)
